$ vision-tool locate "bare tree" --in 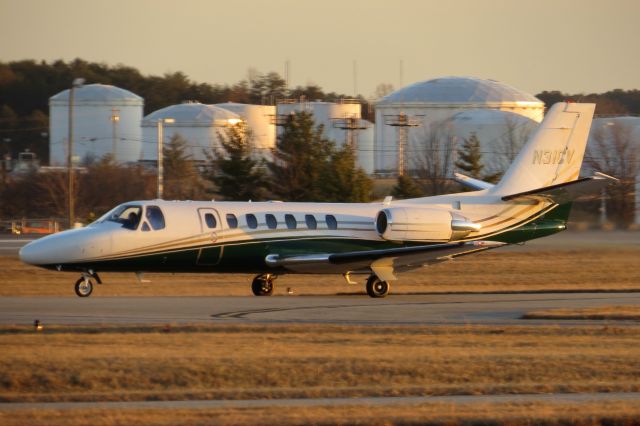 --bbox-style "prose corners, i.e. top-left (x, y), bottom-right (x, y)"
top-left (587, 121), bottom-right (638, 227)
top-left (374, 83), bottom-right (394, 100)
top-left (492, 115), bottom-right (535, 176)
top-left (411, 119), bottom-right (457, 195)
